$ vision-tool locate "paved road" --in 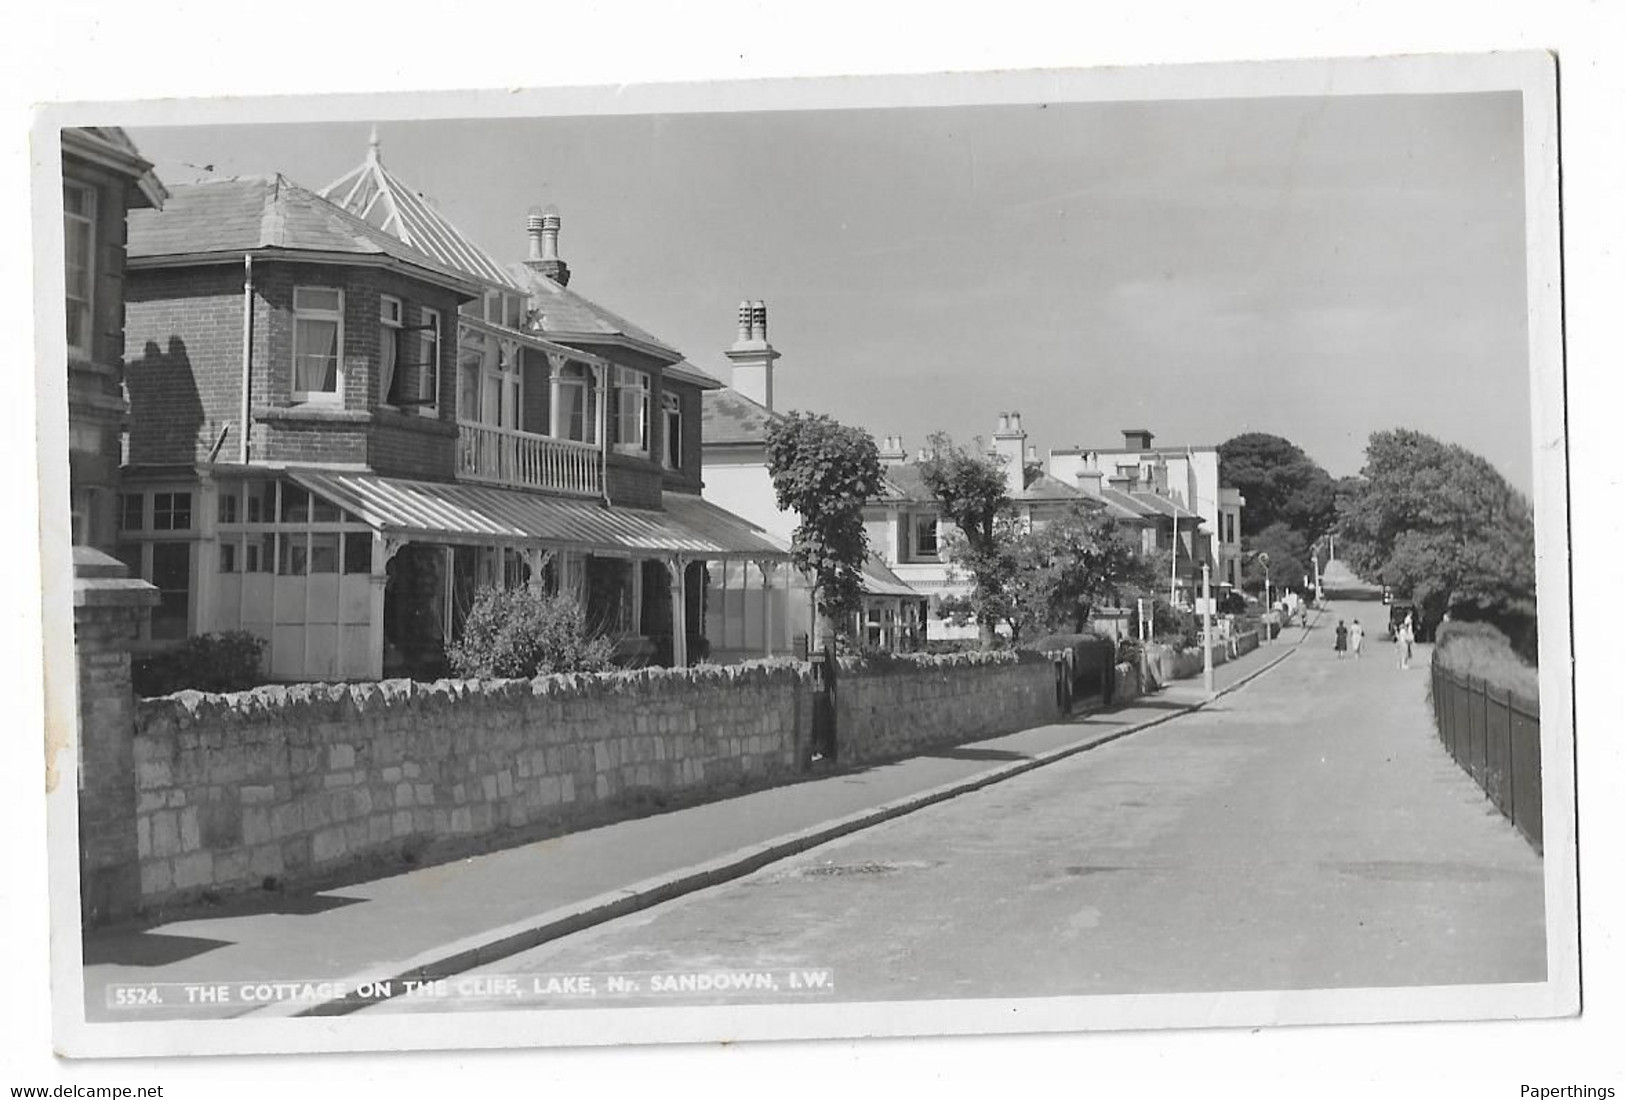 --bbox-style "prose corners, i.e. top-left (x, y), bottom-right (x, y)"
top-left (368, 617), bottom-right (1546, 1013)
